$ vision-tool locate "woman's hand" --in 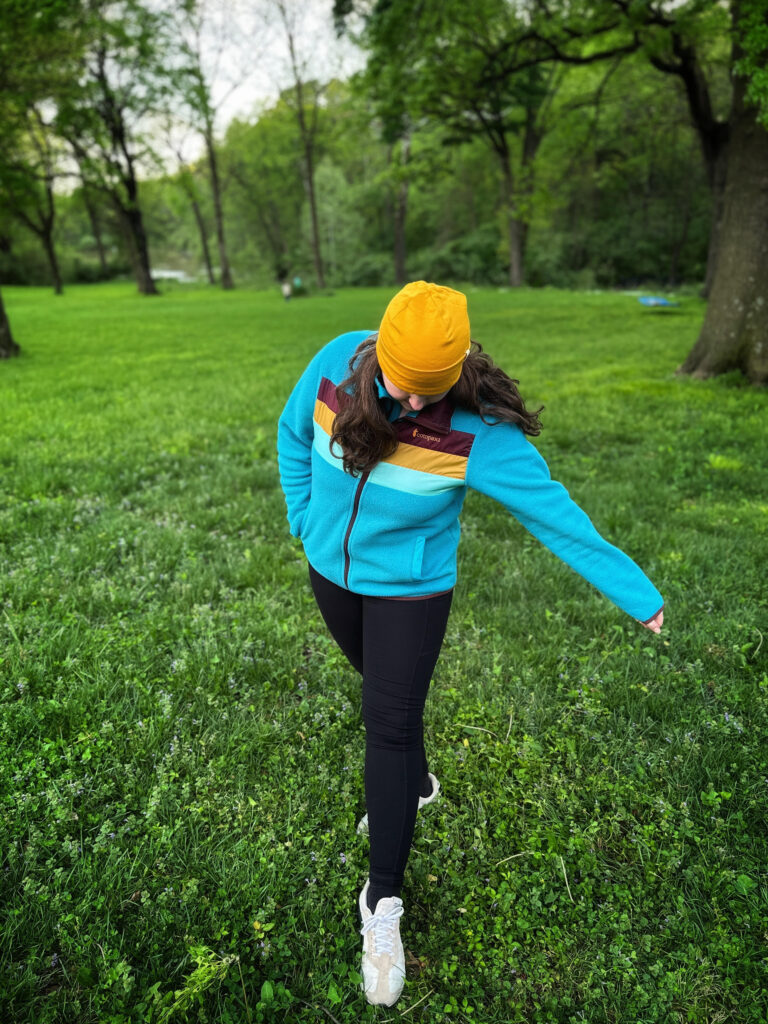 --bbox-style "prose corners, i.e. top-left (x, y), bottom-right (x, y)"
top-left (639, 609), bottom-right (664, 634)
